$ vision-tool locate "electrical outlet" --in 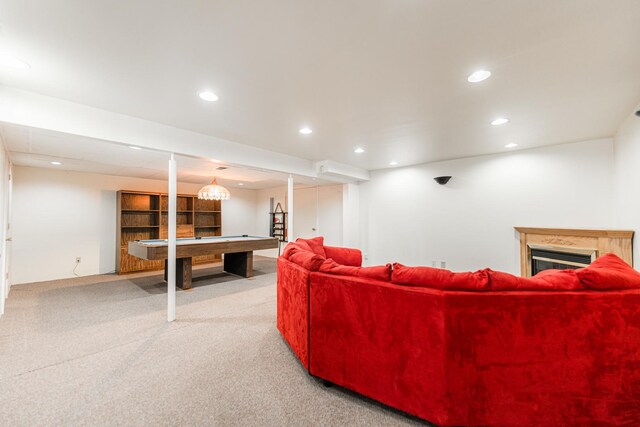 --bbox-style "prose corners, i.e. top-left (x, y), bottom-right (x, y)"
top-left (440, 260), bottom-right (446, 269)
top-left (431, 260), bottom-right (437, 267)
top-left (75, 257), bottom-right (81, 263)
top-left (363, 253), bottom-right (369, 261)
